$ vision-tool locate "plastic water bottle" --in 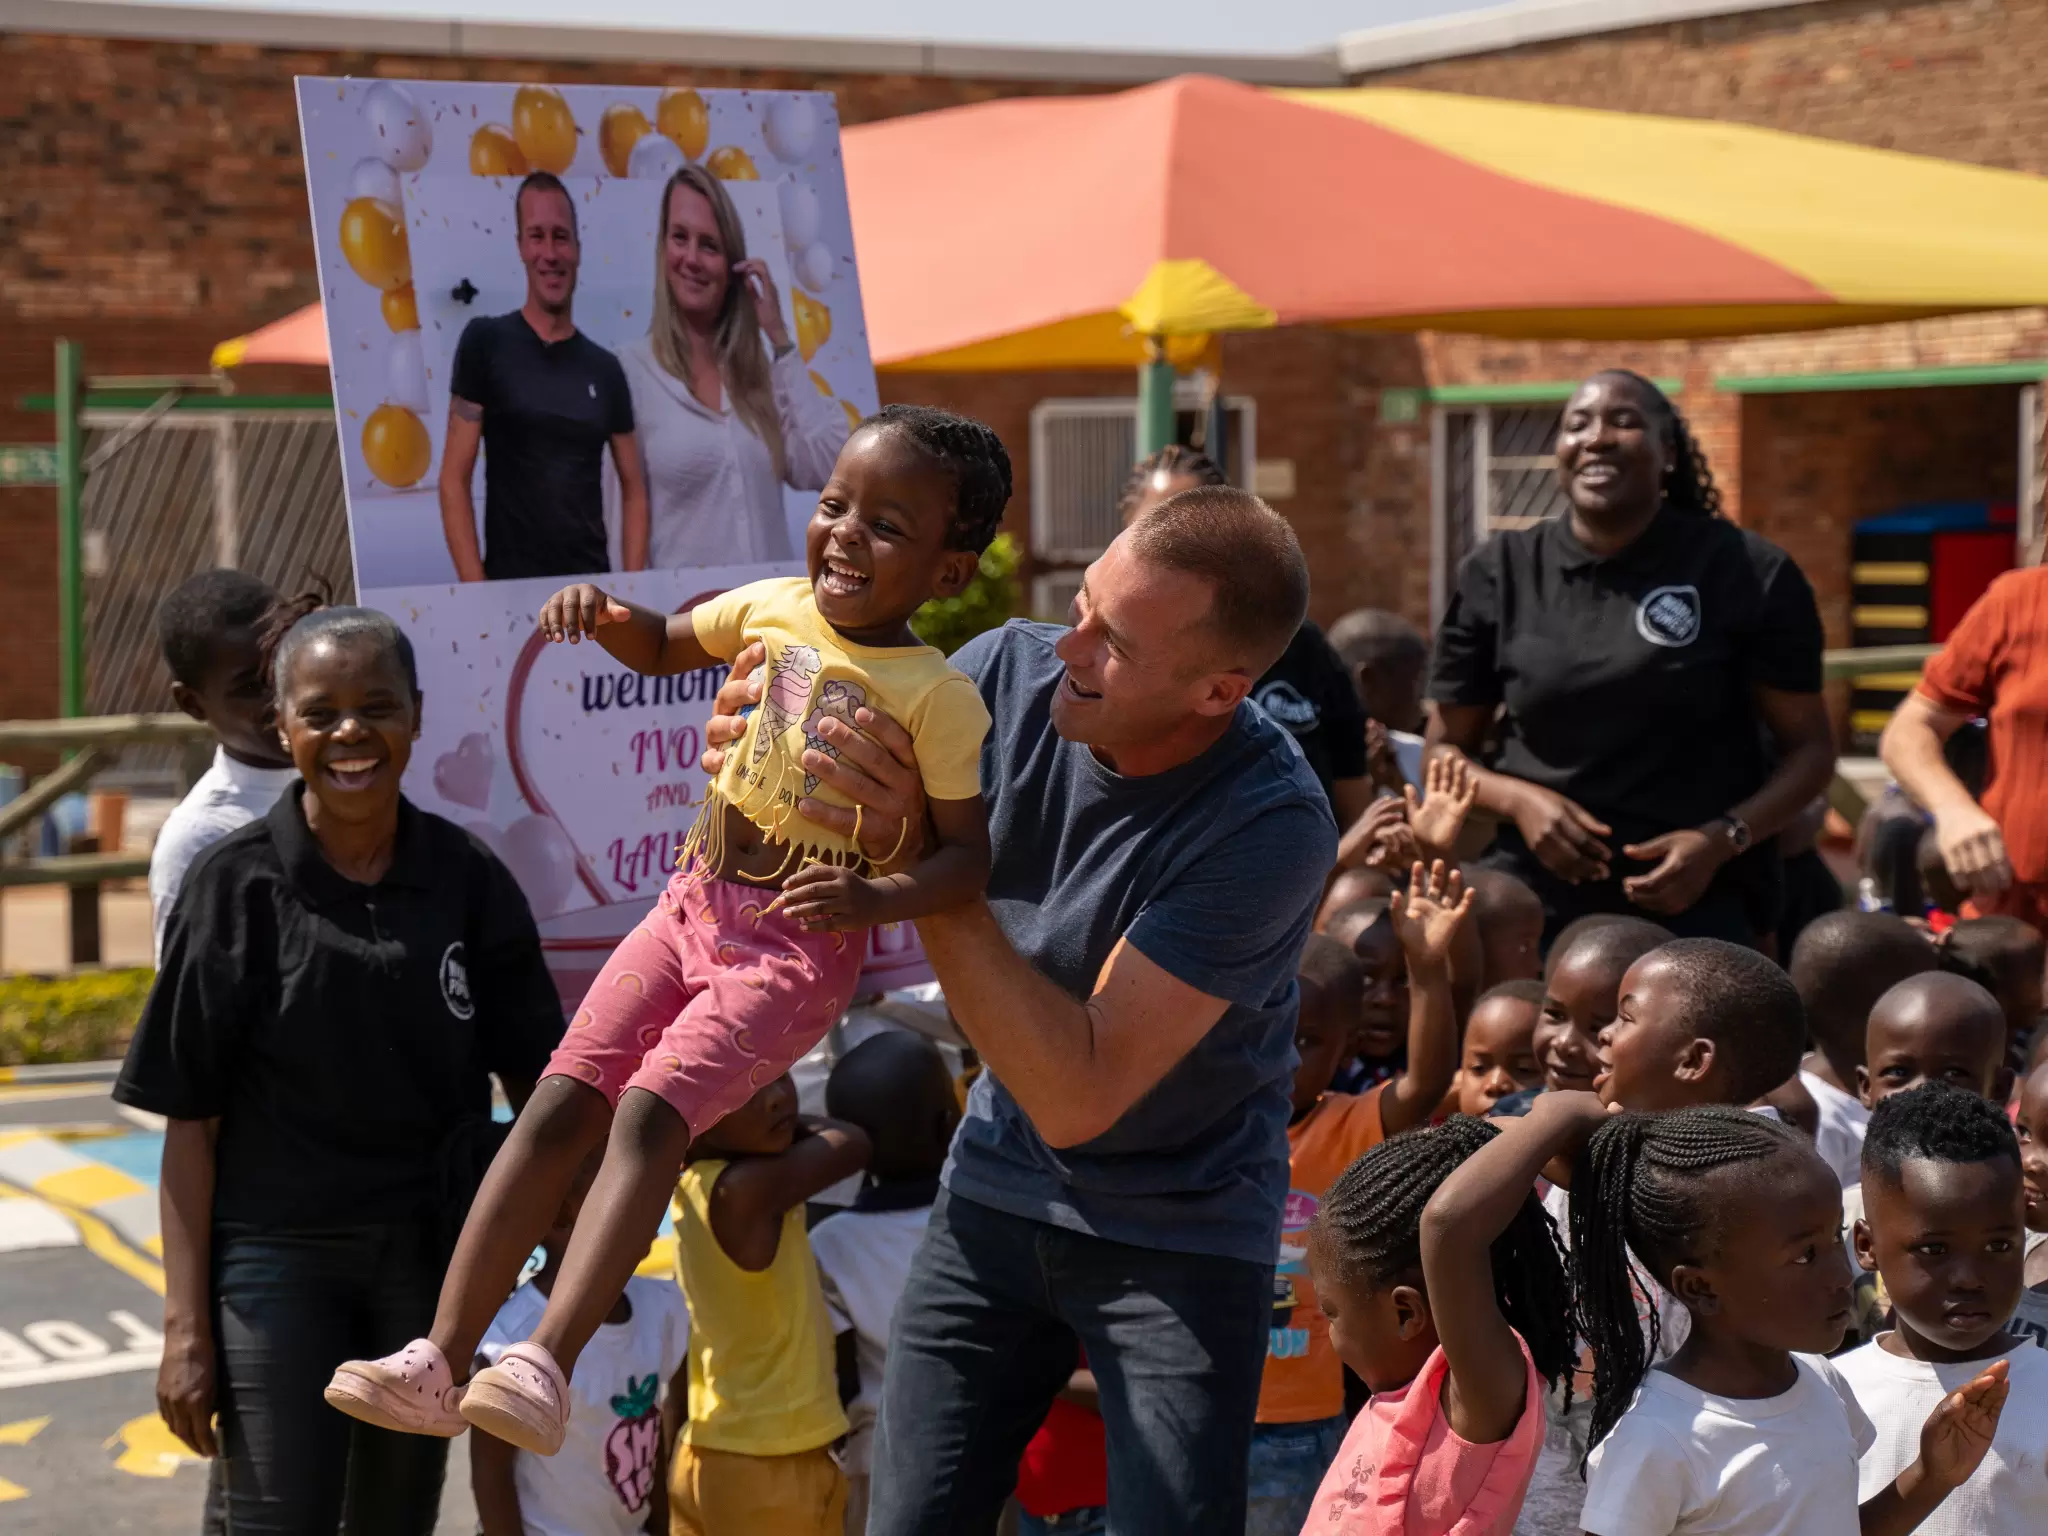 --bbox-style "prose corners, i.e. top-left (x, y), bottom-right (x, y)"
top-left (1857, 877), bottom-right (1893, 915)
